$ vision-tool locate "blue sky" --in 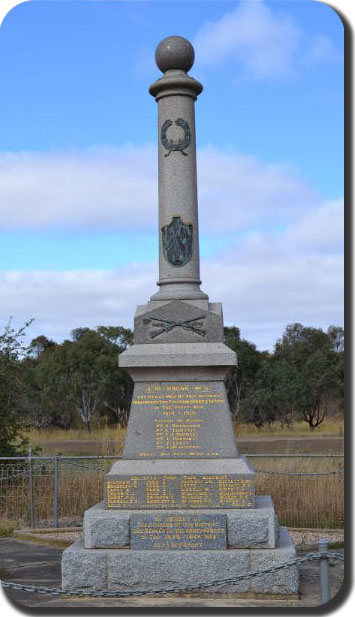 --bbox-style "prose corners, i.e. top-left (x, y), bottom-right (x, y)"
top-left (0, 1), bottom-right (344, 349)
